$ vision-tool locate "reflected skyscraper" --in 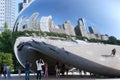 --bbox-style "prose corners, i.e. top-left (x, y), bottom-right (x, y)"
top-left (18, 0), bottom-right (34, 12)
top-left (88, 26), bottom-right (100, 35)
top-left (27, 12), bottom-right (39, 30)
top-left (75, 18), bottom-right (88, 38)
top-left (63, 20), bottom-right (75, 36)
top-left (40, 16), bottom-right (52, 32)
top-left (16, 0), bottom-right (109, 40)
